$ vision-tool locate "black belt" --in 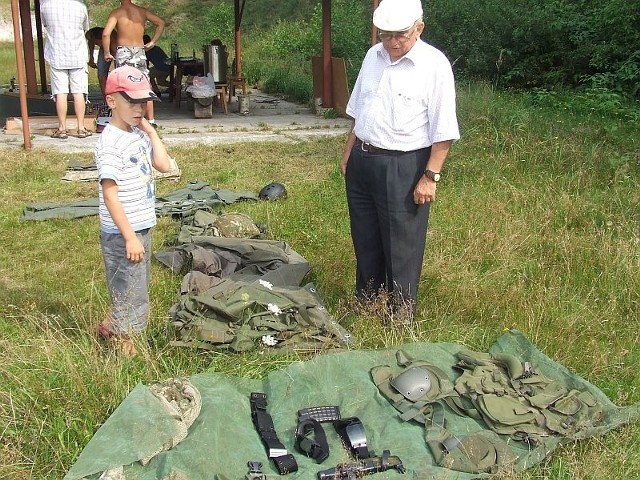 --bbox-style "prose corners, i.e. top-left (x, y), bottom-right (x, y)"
top-left (356, 138), bottom-right (400, 155)
top-left (249, 392), bottom-right (298, 475)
